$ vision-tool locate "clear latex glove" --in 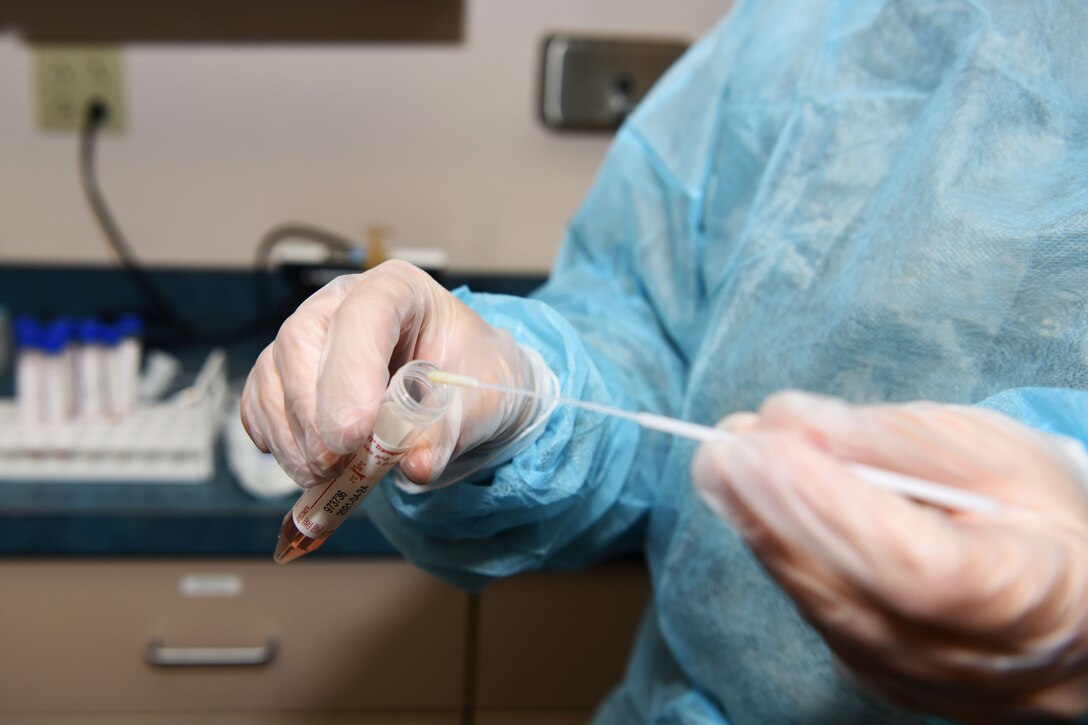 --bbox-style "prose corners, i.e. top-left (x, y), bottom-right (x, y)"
top-left (692, 390), bottom-right (1088, 722)
top-left (240, 260), bottom-right (554, 489)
